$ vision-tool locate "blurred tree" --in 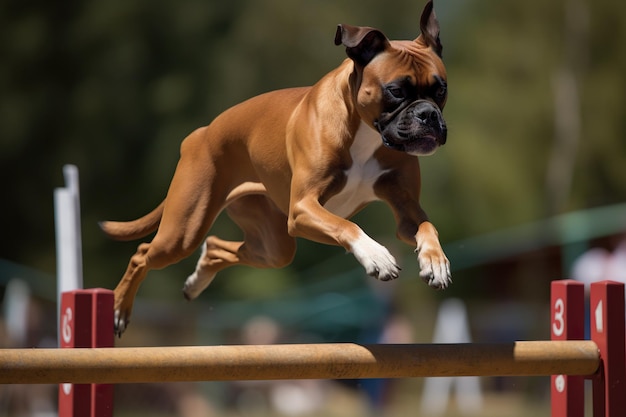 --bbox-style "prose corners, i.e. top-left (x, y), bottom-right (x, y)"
top-left (1, 0), bottom-right (624, 300)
